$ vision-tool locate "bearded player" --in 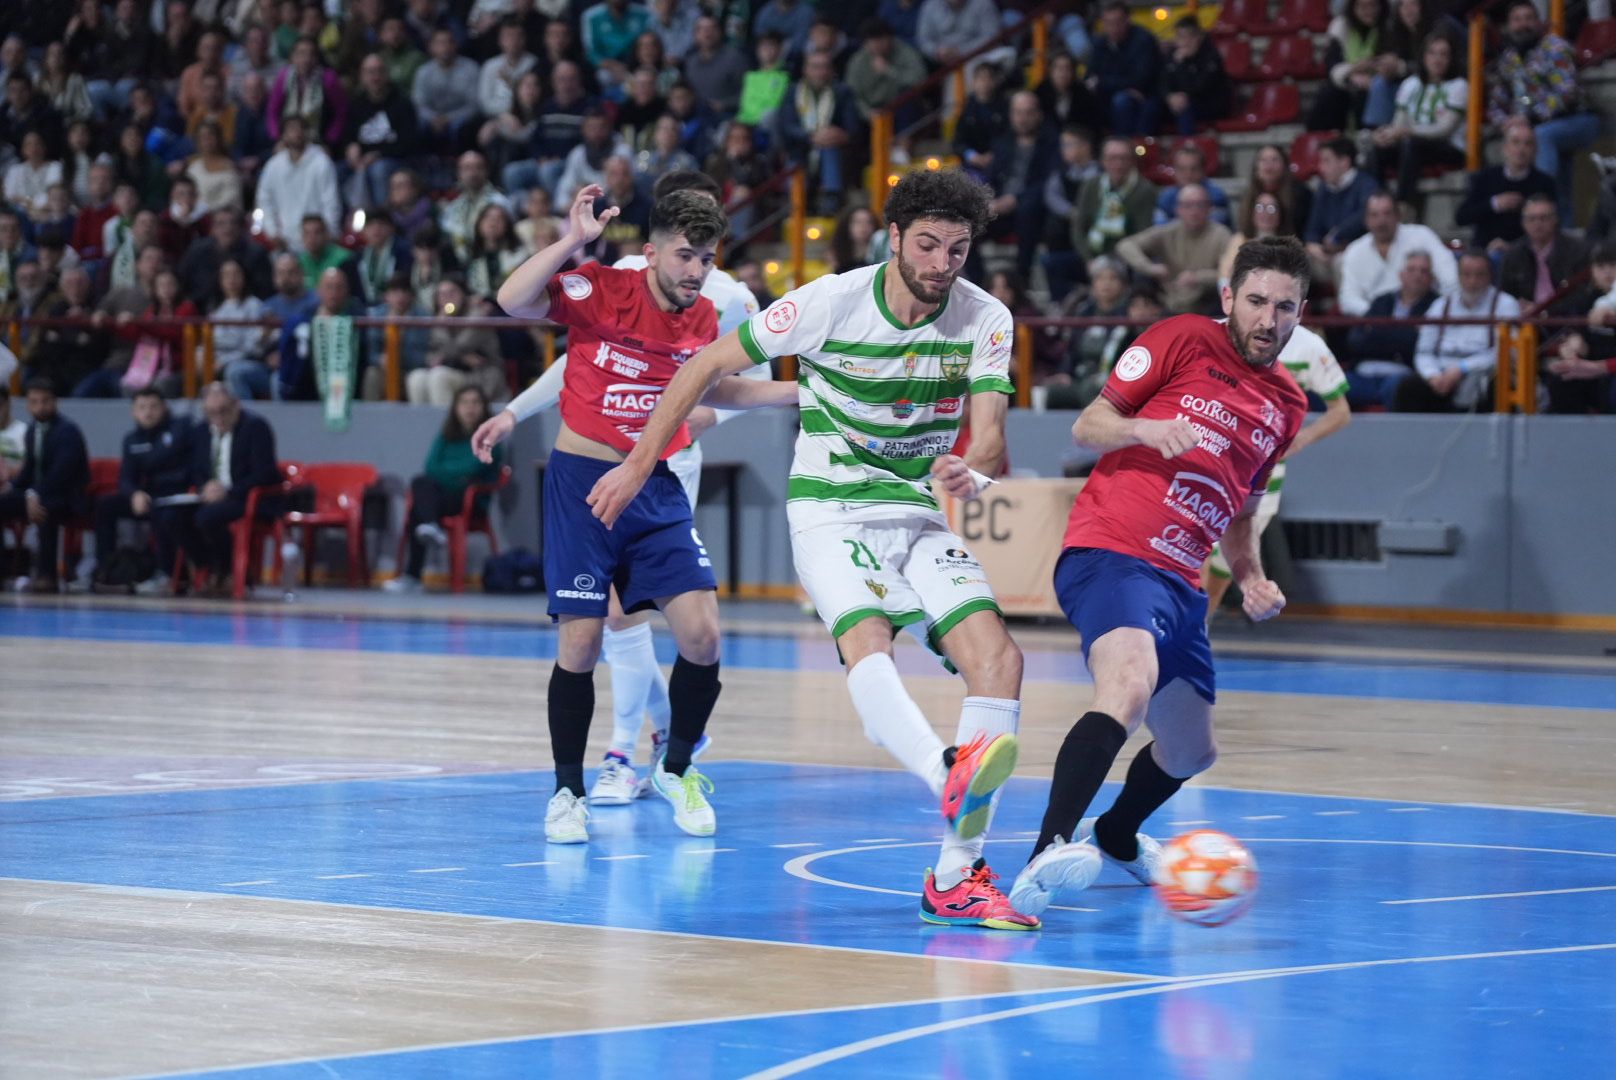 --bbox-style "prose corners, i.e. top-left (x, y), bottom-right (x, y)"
top-left (1008, 236), bottom-right (1312, 920)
